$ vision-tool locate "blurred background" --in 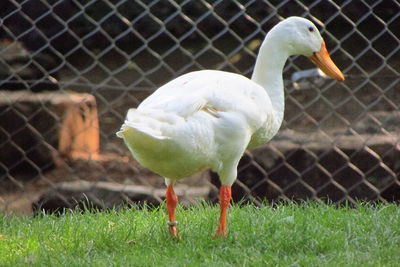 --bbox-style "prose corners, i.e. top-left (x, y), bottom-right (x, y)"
top-left (0, 0), bottom-right (399, 215)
